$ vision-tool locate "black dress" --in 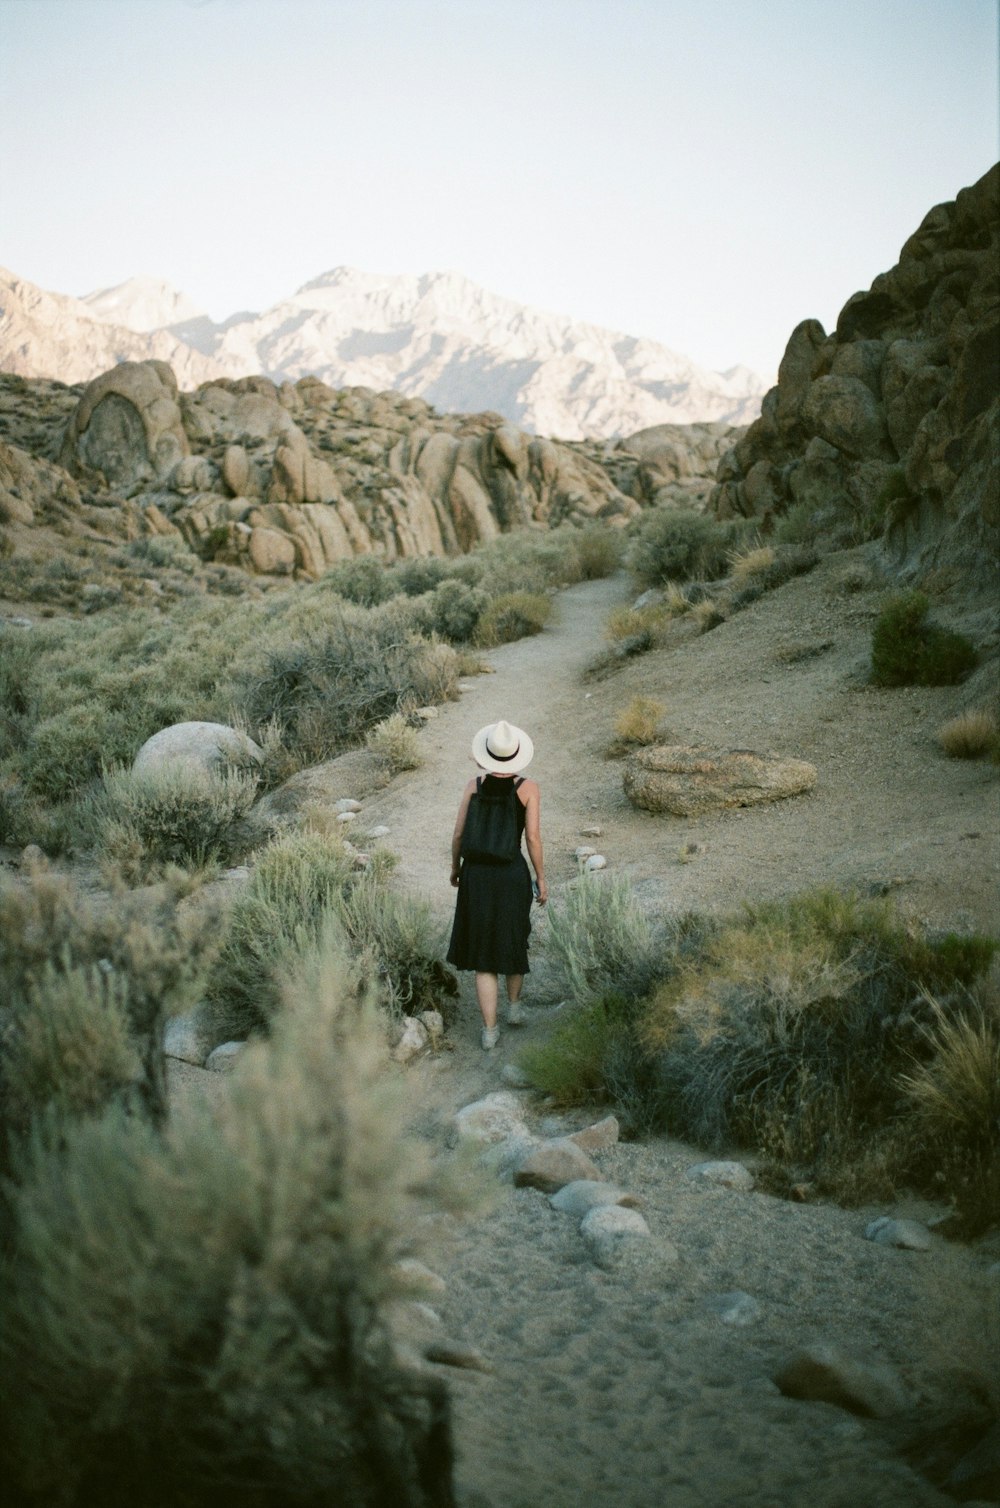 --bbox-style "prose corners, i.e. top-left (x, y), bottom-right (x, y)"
top-left (446, 775), bottom-right (533, 975)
